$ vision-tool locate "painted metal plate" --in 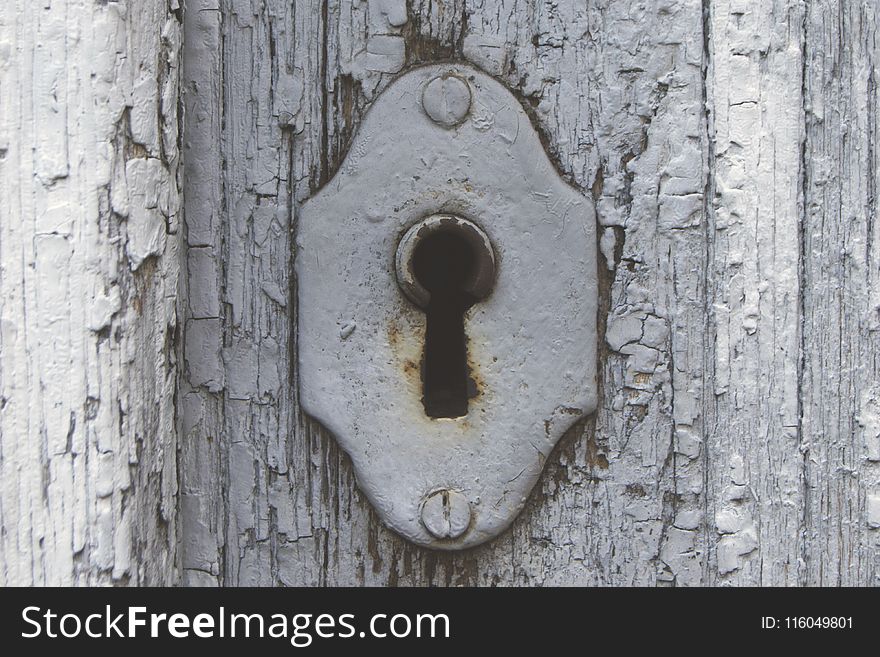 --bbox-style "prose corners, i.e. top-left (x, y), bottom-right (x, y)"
top-left (296, 63), bottom-right (597, 549)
